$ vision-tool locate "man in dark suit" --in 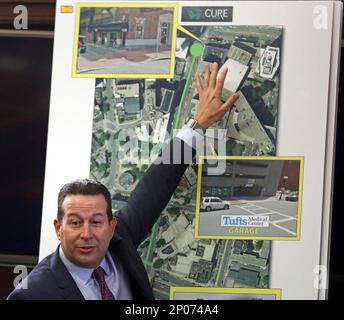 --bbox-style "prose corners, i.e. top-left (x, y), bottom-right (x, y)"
top-left (7, 63), bottom-right (240, 300)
